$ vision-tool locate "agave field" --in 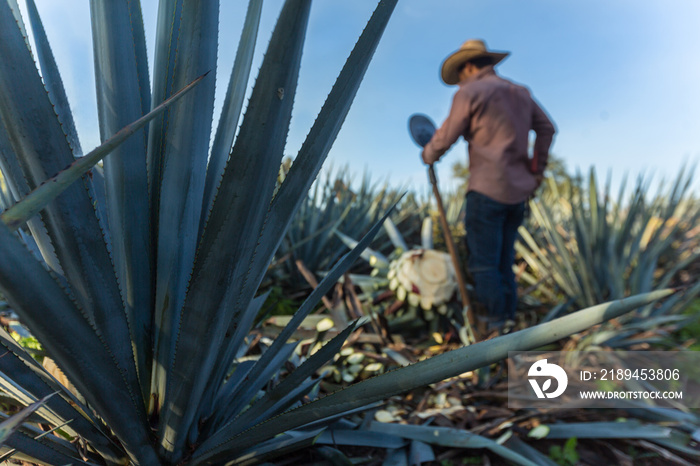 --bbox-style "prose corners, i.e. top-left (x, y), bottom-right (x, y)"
top-left (0, 0), bottom-right (699, 465)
